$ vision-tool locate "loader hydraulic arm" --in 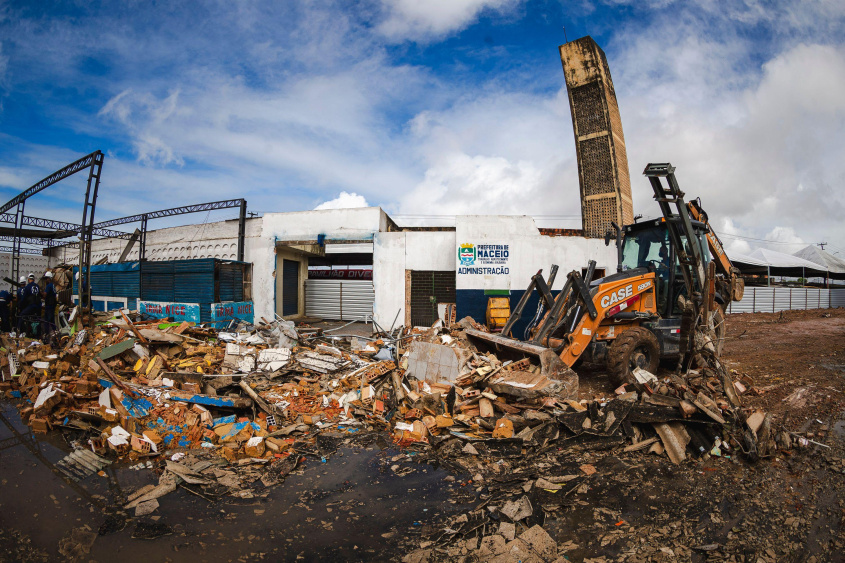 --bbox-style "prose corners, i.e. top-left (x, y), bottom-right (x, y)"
top-left (687, 199), bottom-right (734, 278)
top-left (687, 198), bottom-right (744, 302)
